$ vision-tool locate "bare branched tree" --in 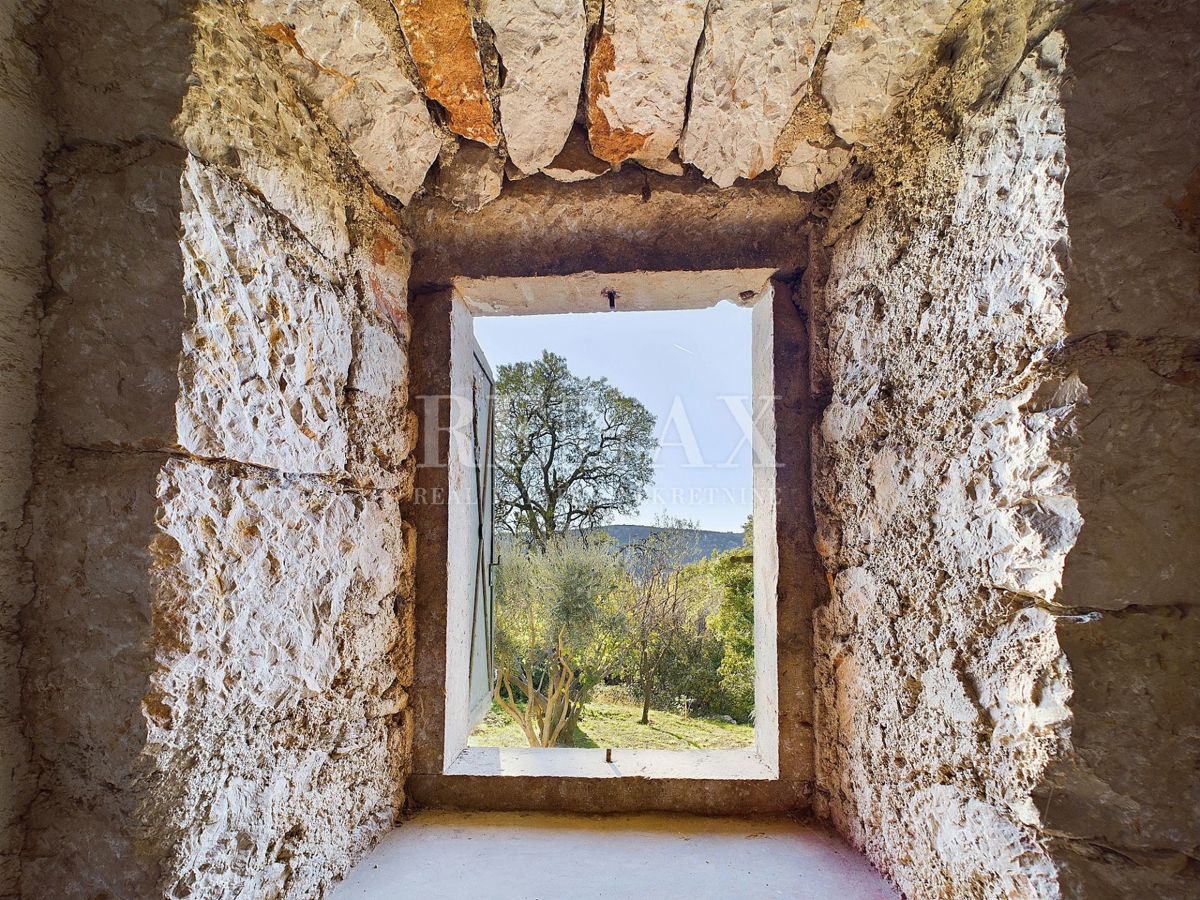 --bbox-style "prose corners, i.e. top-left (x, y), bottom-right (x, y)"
top-left (620, 519), bottom-right (702, 725)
